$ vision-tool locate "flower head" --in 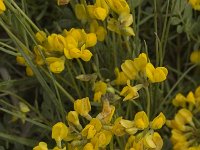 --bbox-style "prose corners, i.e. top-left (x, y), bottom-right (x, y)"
top-left (52, 122), bottom-right (69, 141)
top-left (33, 142), bottom-right (48, 150)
